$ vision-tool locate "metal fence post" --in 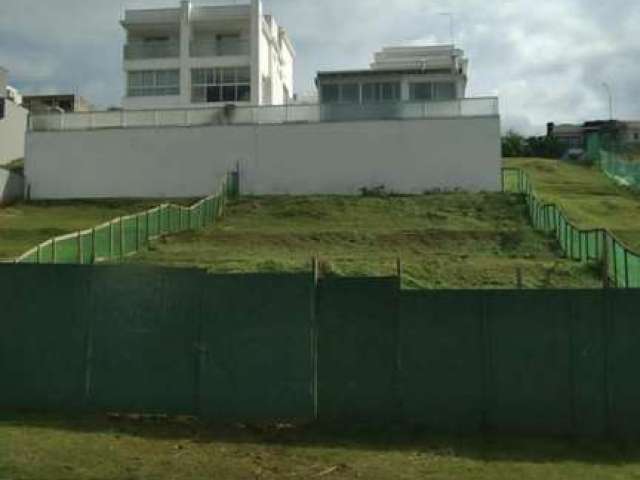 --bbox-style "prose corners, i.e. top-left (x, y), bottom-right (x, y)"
top-left (120, 217), bottom-right (125, 261)
top-left (602, 233), bottom-right (610, 288)
top-left (77, 232), bottom-right (83, 264)
top-left (624, 248), bottom-right (630, 288)
top-left (146, 211), bottom-right (150, 244)
top-left (109, 222), bottom-right (114, 260)
top-left (91, 228), bottom-right (96, 263)
top-left (52, 238), bottom-right (57, 264)
top-left (136, 214), bottom-right (140, 252)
